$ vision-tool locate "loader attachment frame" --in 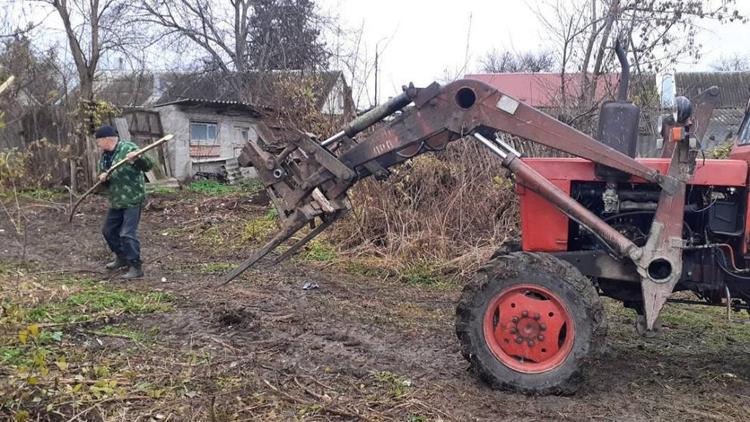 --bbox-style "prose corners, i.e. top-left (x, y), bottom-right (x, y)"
top-left (225, 78), bottom-right (697, 330)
